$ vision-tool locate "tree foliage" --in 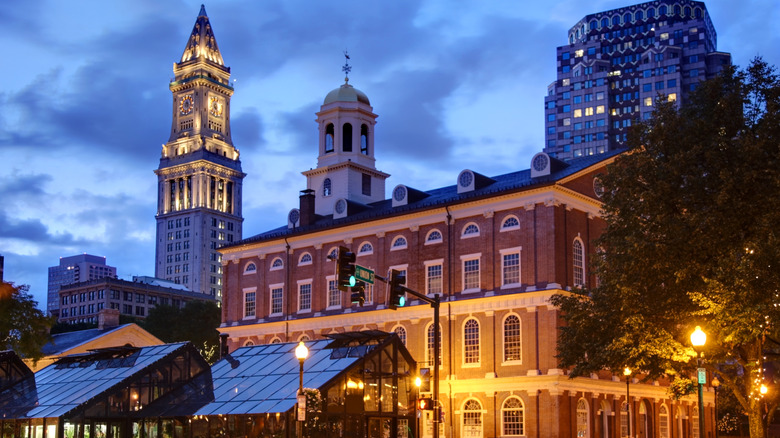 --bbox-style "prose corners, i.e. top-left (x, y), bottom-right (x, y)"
top-left (551, 58), bottom-right (780, 437)
top-left (141, 299), bottom-right (222, 363)
top-left (0, 282), bottom-right (55, 363)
